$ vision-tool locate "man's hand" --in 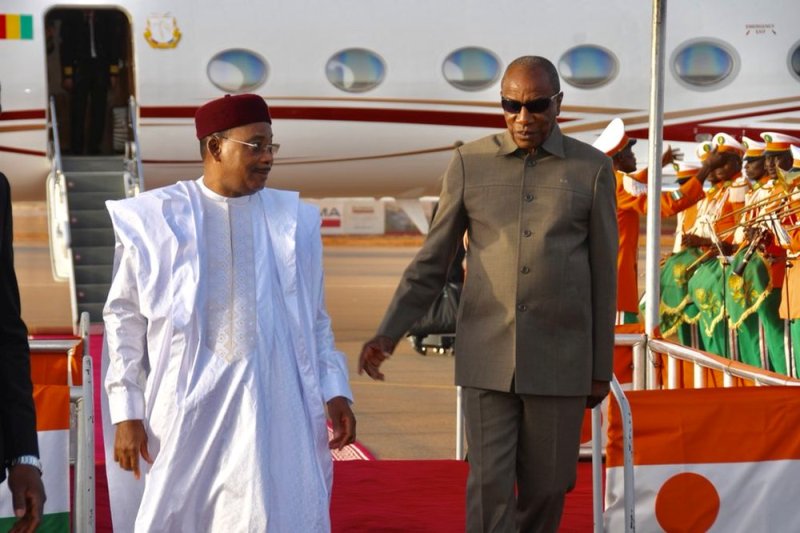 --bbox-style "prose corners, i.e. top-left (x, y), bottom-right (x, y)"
top-left (114, 419), bottom-right (153, 480)
top-left (586, 380), bottom-right (611, 409)
top-left (7, 465), bottom-right (45, 533)
top-left (662, 145), bottom-right (683, 167)
top-left (327, 396), bottom-right (356, 451)
top-left (702, 149), bottom-right (725, 170)
top-left (358, 335), bottom-right (396, 381)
